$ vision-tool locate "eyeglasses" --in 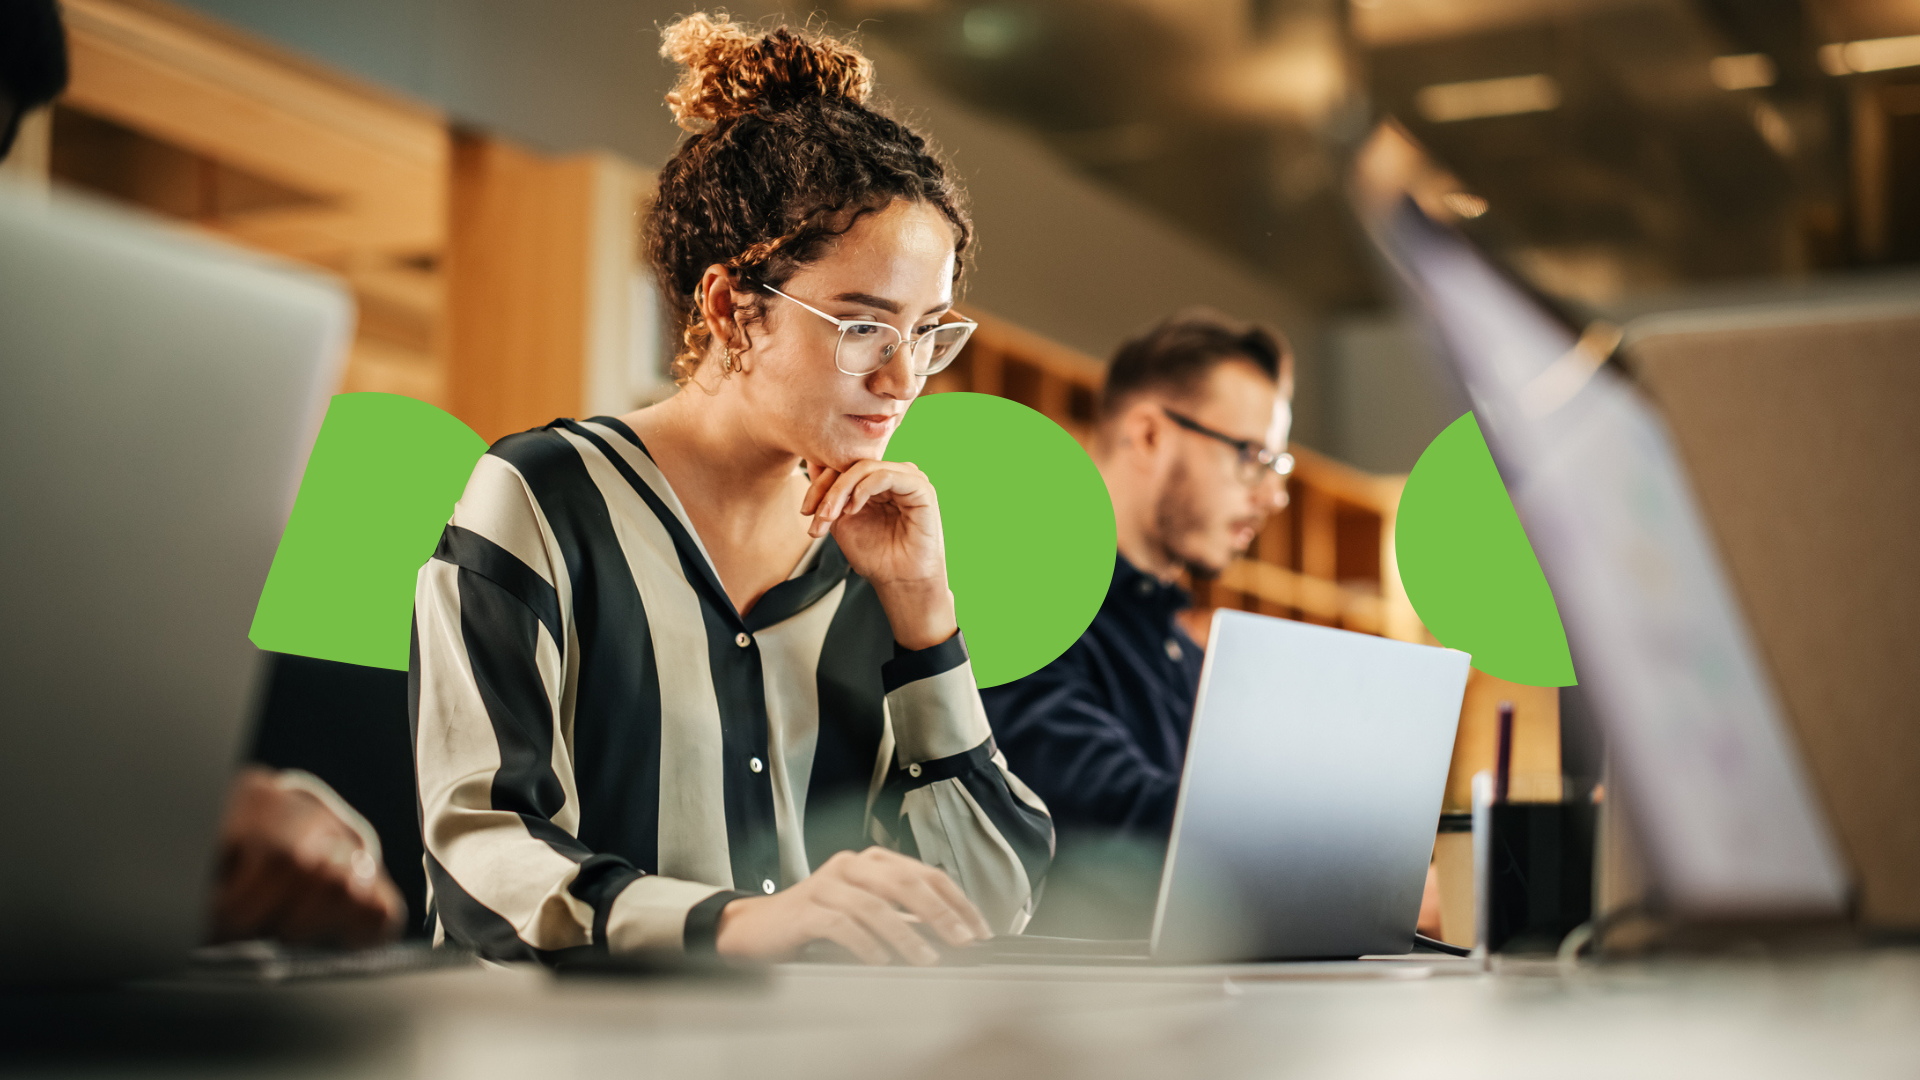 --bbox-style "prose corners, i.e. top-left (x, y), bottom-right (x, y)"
top-left (762, 285), bottom-right (977, 378)
top-left (1162, 407), bottom-right (1294, 484)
